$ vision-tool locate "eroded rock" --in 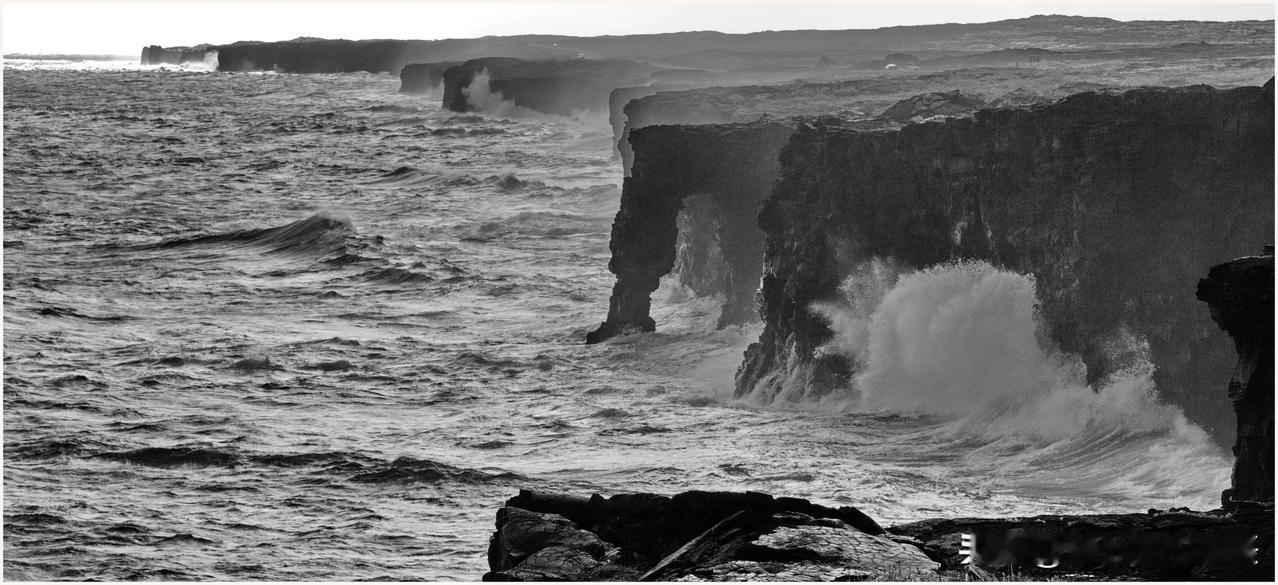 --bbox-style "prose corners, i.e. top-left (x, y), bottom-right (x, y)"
top-left (1197, 249), bottom-right (1275, 507)
top-left (586, 120), bottom-right (795, 342)
top-left (736, 81), bottom-right (1274, 445)
top-left (483, 490), bottom-right (1273, 580)
top-left (483, 490), bottom-right (905, 581)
